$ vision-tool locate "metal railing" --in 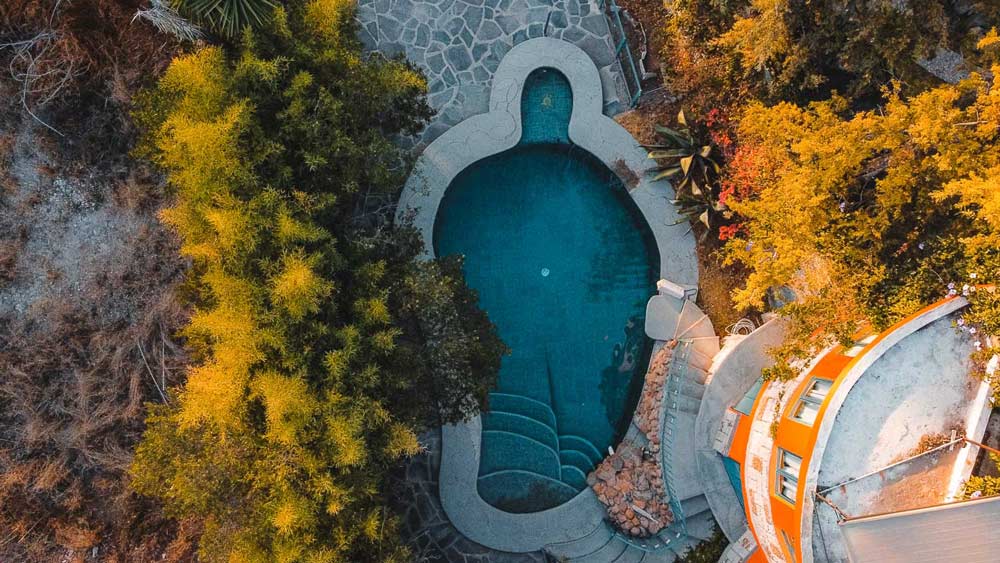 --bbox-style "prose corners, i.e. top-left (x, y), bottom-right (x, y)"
top-left (597, 0), bottom-right (643, 107)
top-left (659, 341), bottom-right (692, 538)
